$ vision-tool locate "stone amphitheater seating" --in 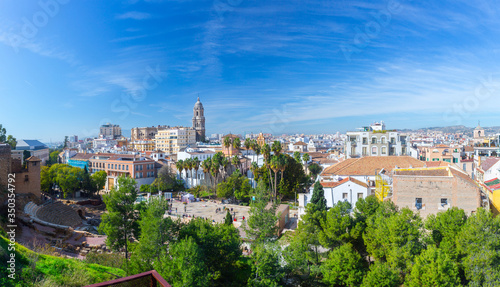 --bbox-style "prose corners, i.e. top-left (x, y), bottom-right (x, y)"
top-left (35, 201), bottom-right (82, 227)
